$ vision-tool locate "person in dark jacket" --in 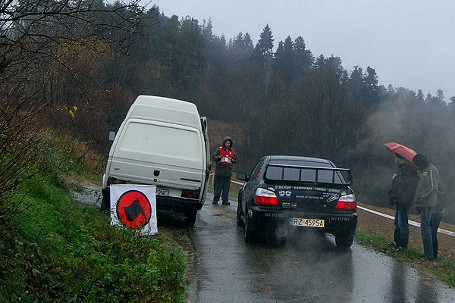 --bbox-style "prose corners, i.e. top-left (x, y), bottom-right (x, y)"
top-left (212, 136), bottom-right (237, 205)
top-left (389, 153), bottom-right (418, 249)
top-left (413, 153), bottom-right (440, 260)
